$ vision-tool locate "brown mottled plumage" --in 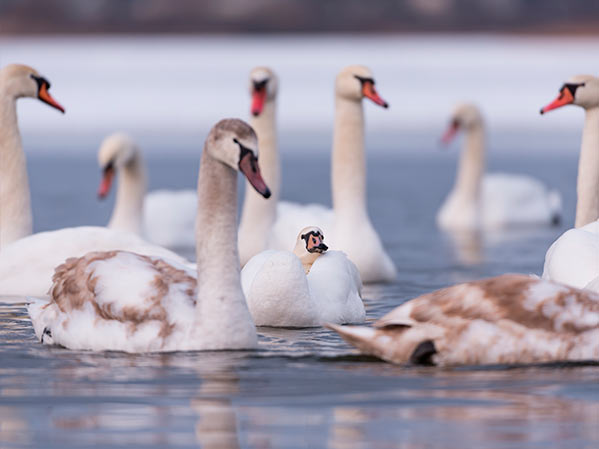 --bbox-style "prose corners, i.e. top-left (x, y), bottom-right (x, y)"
top-left (329, 274), bottom-right (599, 366)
